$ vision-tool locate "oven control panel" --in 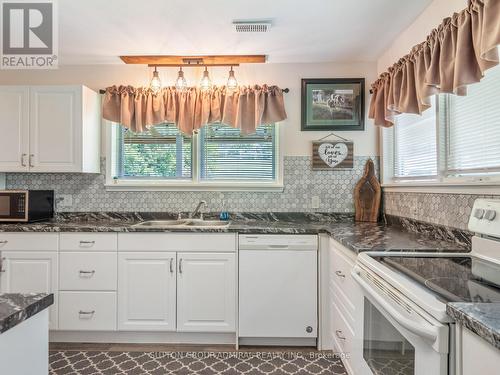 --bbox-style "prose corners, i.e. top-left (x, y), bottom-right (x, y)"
top-left (469, 199), bottom-right (500, 238)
